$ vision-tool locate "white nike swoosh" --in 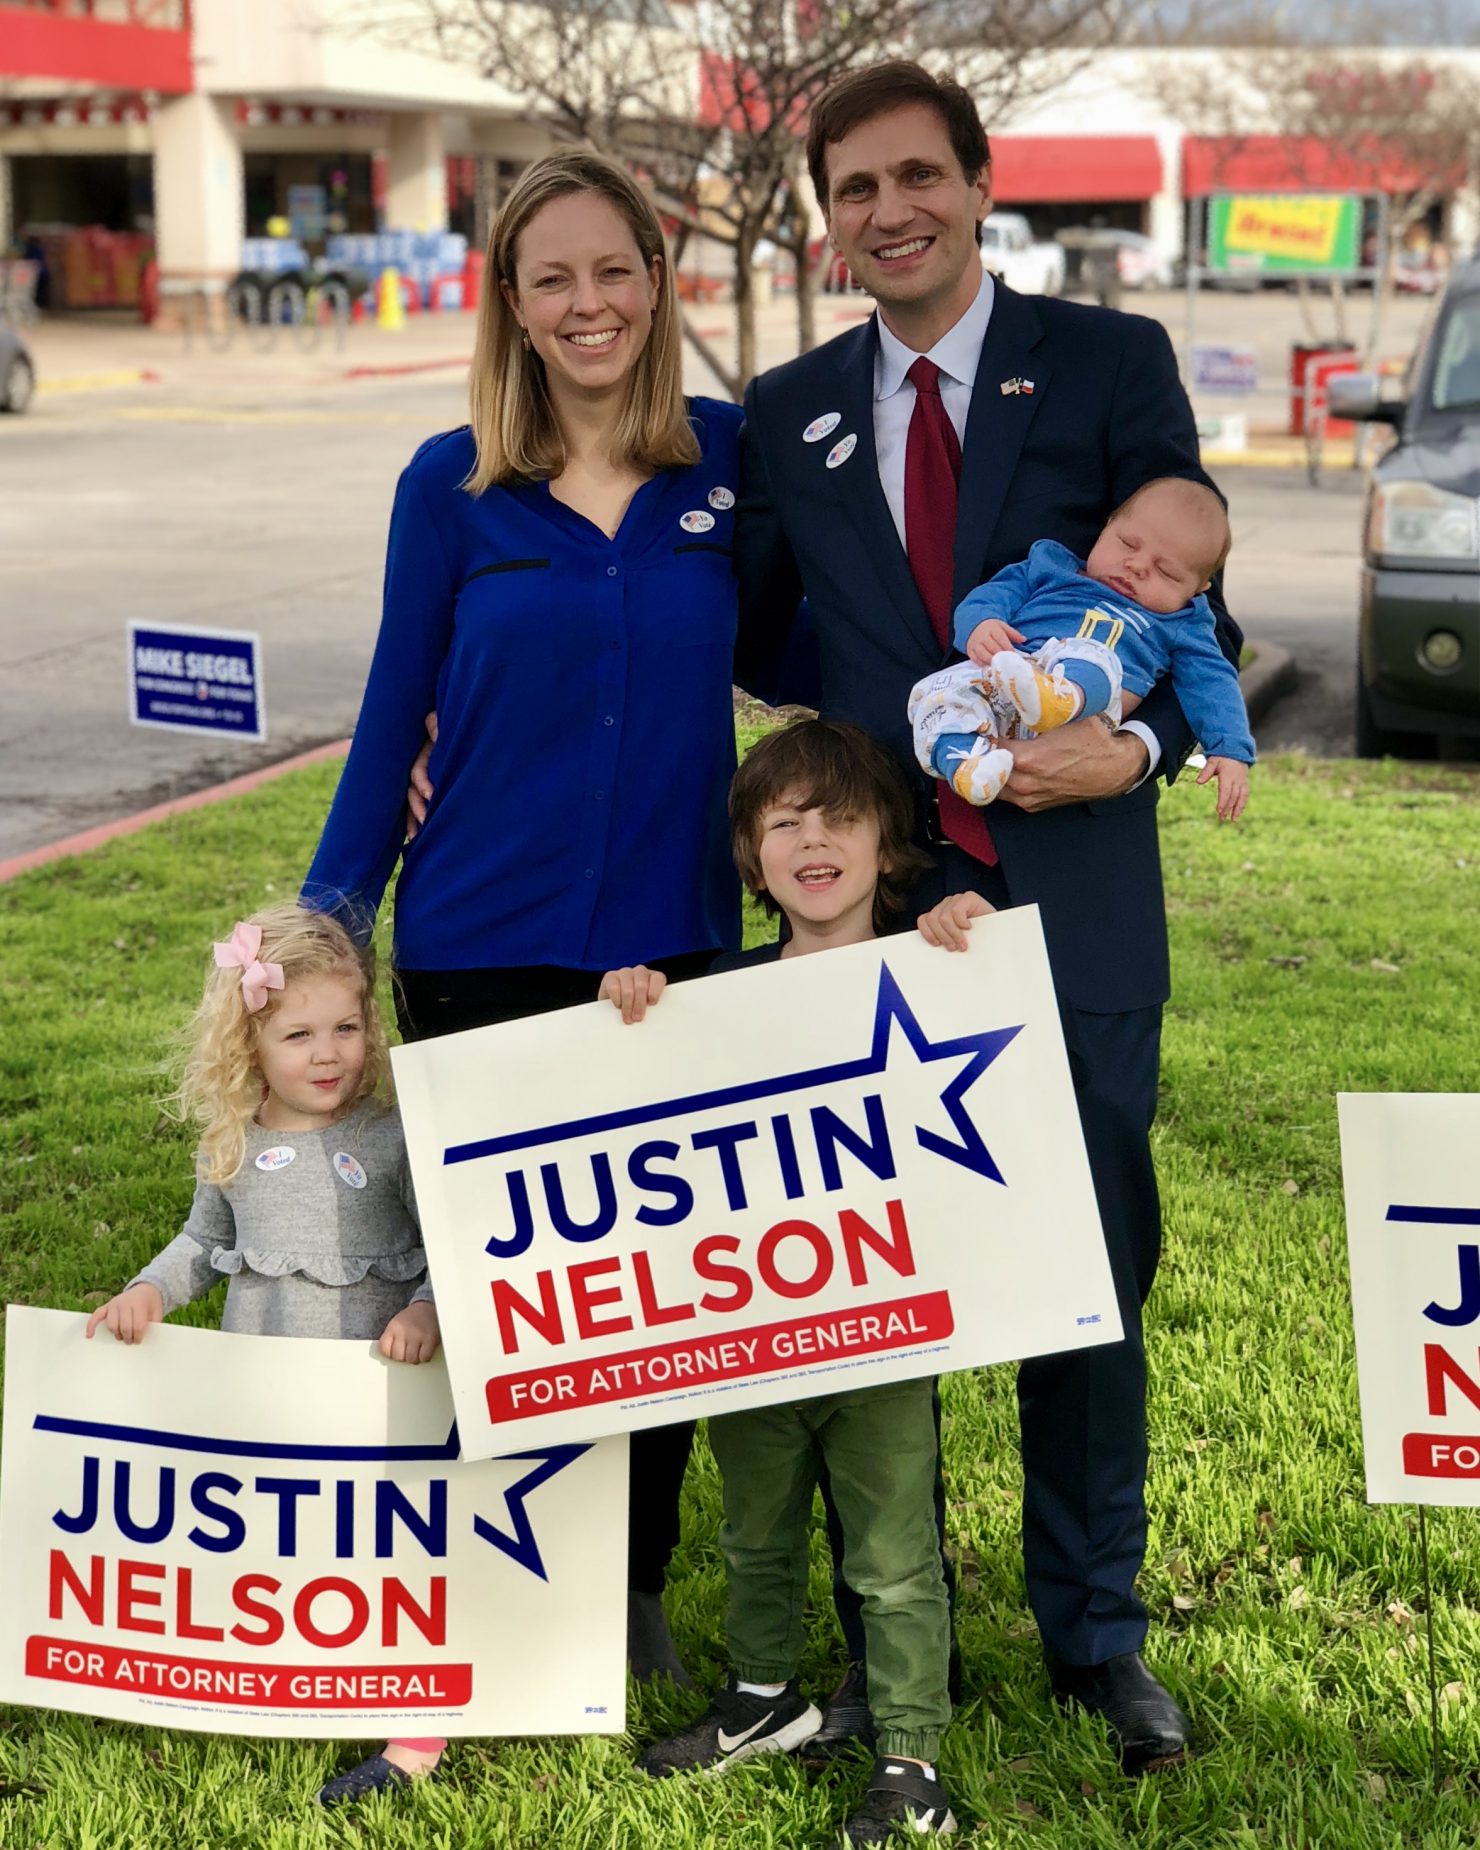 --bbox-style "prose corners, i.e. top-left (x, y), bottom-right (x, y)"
top-left (716, 1710), bottom-right (774, 1752)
